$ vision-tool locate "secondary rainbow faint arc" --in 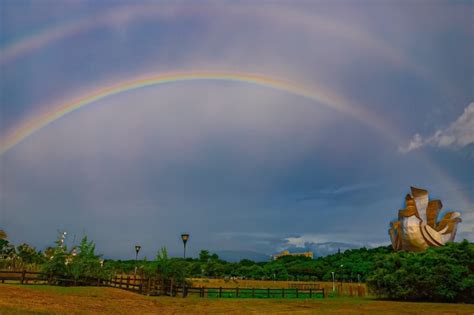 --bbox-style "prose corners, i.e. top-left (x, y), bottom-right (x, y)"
top-left (0, 71), bottom-right (394, 155)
